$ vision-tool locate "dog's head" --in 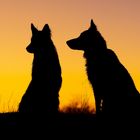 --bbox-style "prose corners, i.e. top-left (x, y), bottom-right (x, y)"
top-left (26, 23), bottom-right (51, 53)
top-left (66, 19), bottom-right (106, 52)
